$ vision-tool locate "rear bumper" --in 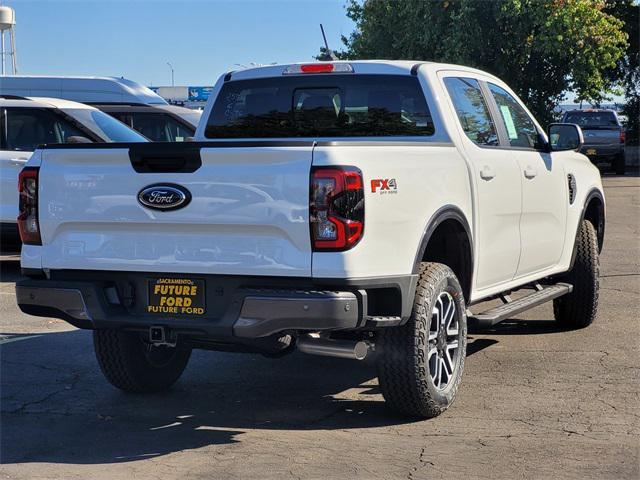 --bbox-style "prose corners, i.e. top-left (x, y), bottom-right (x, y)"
top-left (16, 271), bottom-right (416, 341)
top-left (580, 144), bottom-right (624, 159)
